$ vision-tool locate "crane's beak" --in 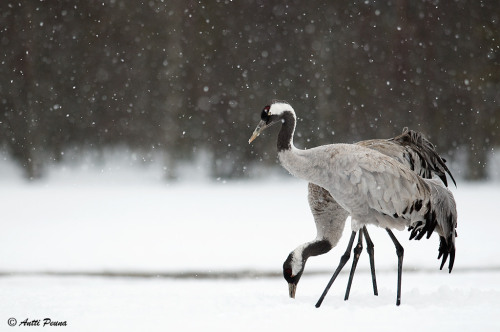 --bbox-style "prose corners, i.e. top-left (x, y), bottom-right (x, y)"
top-left (248, 120), bottom-right (267, 144)
top-left (288, 283), bottom-right (297, 299)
